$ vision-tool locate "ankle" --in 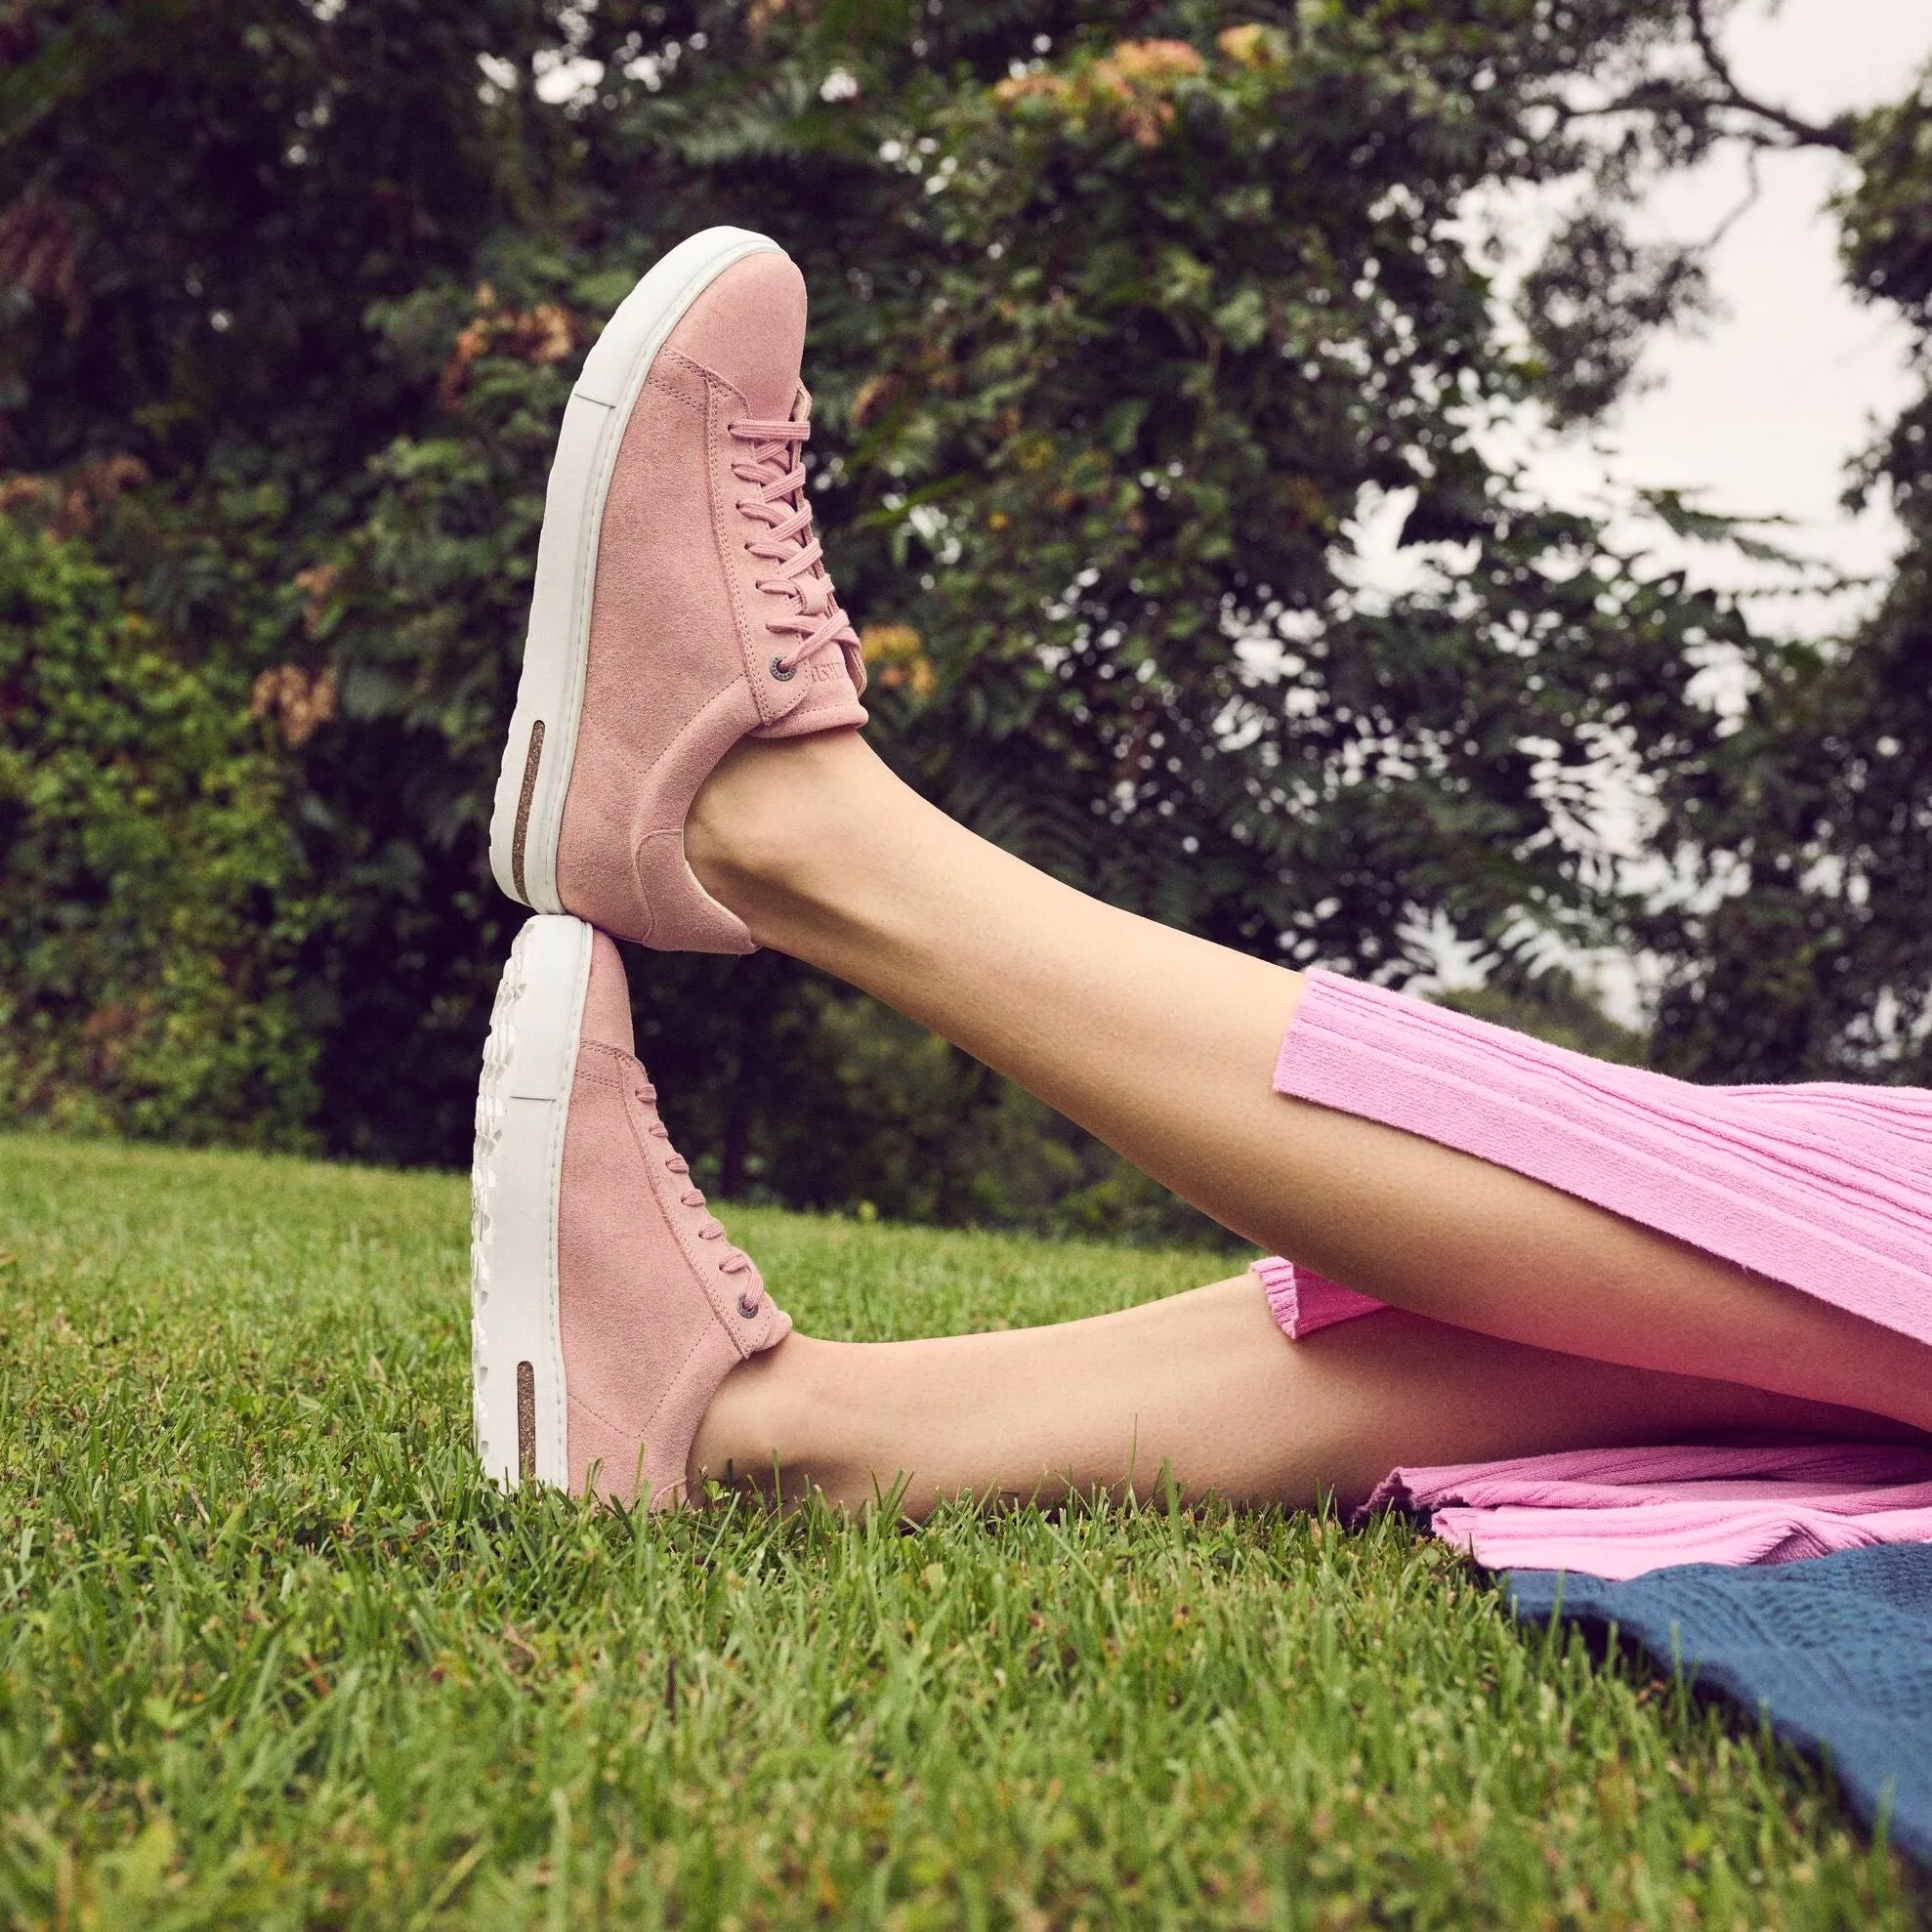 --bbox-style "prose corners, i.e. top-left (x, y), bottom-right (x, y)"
top-left (687, 1332), bottom-right (819, 1501)
top-left (686, 733), bottom-right (848, 905)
